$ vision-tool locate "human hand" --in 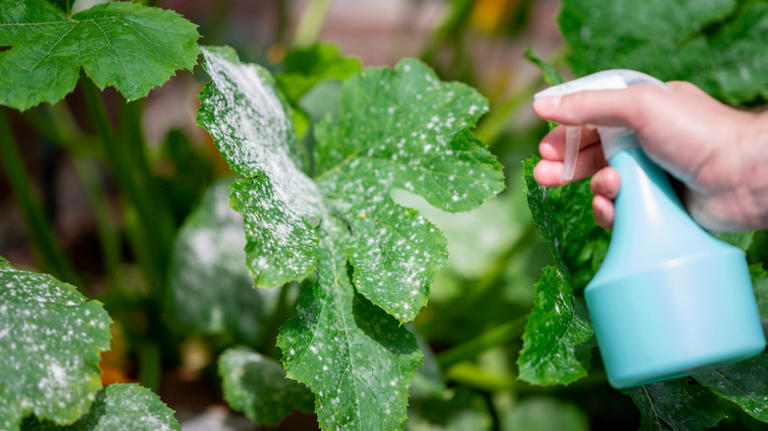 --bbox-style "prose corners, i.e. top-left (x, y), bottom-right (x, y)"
top-left (532, 81), bottom-right (768, 232)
